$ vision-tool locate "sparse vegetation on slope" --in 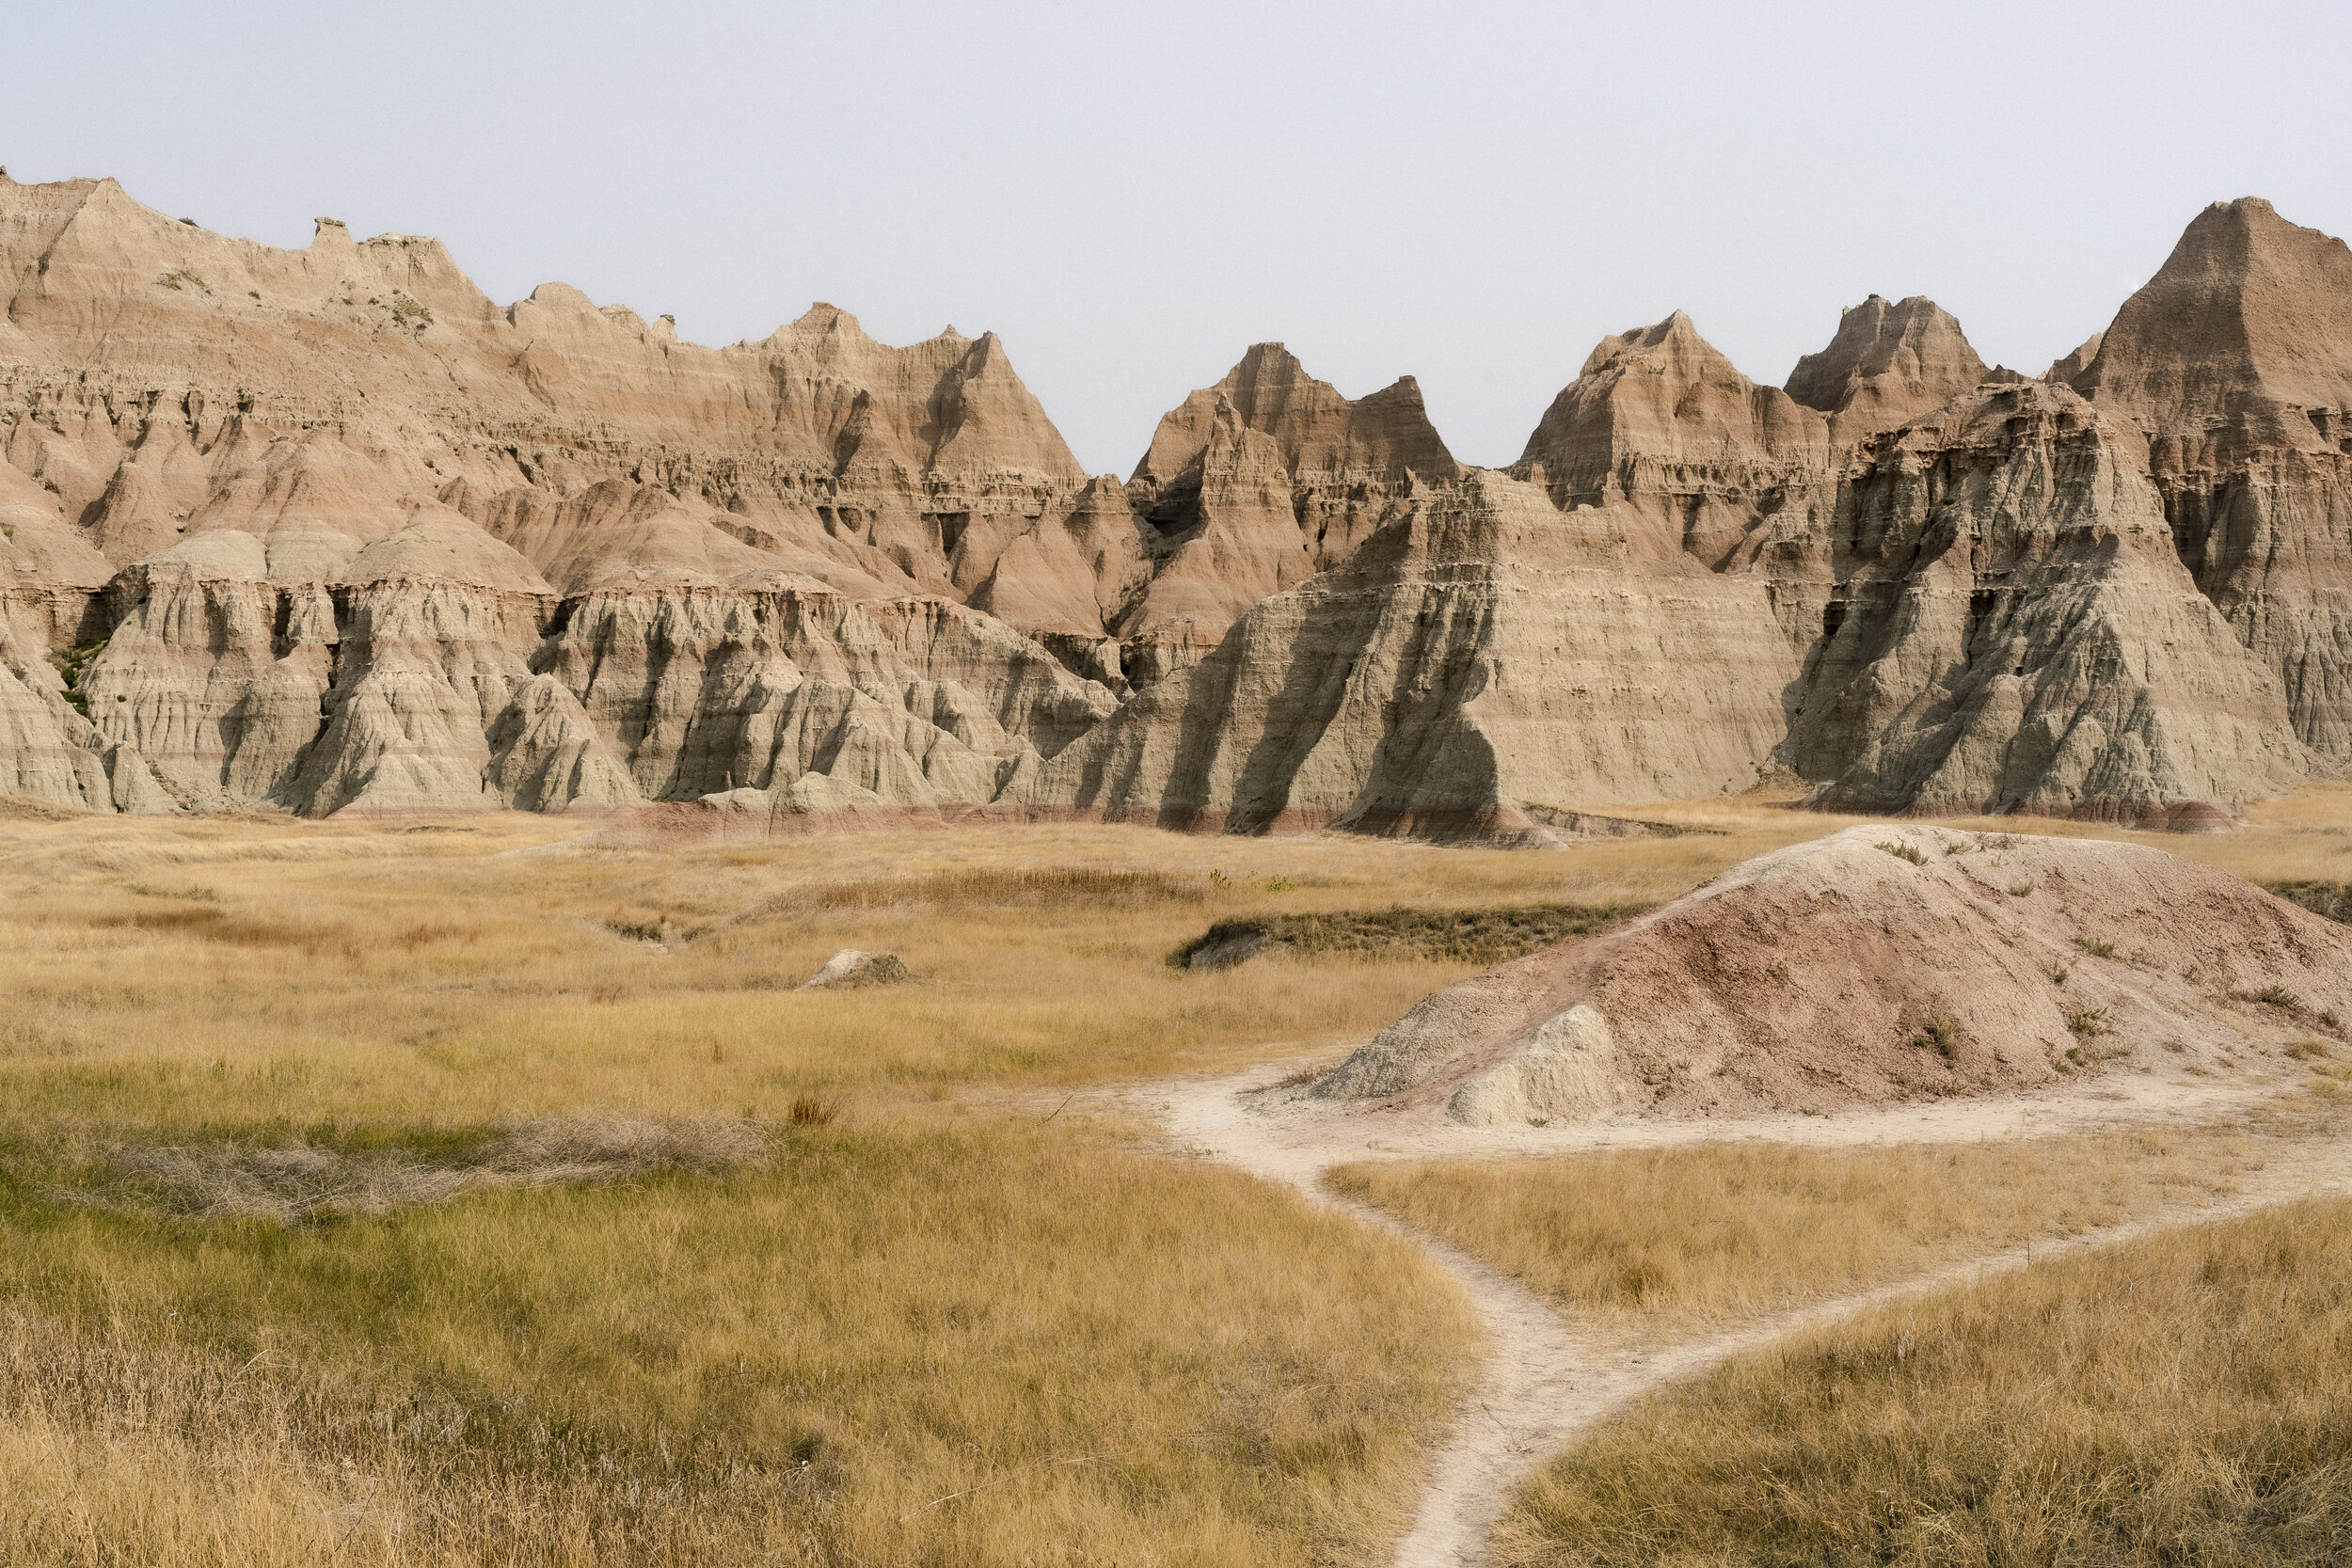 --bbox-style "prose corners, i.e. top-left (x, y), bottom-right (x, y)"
top-left (2266, 878), bottom-right (2352, 925)
top-left (1492, 1196), bottom-right (2352, 1567)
